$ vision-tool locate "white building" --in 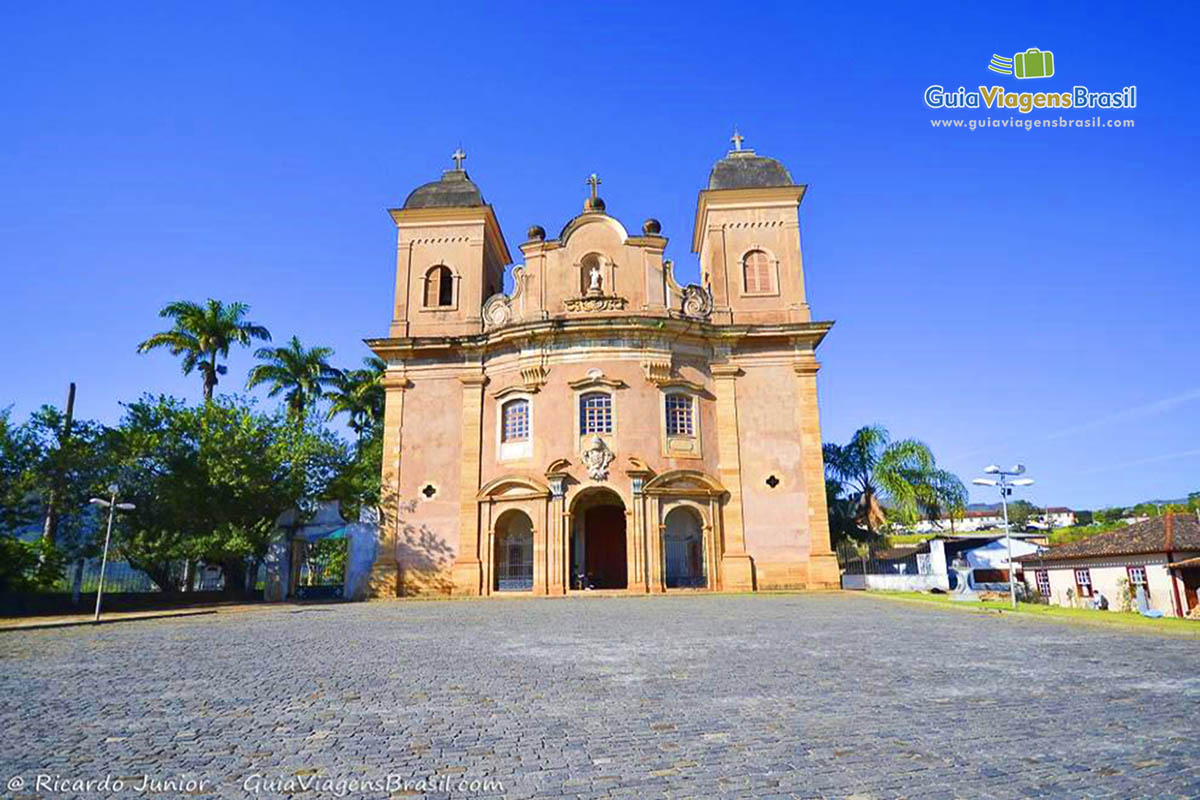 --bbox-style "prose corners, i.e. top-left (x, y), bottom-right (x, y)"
top-left (908, 510), bottom-right (1004, 534)
top-left (1030, 507), bottom-right (1077, 529)
top-left (1015, 513), bottom-right (1200, 618)
top-left (906, 506), bottom-right (1077, 534)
